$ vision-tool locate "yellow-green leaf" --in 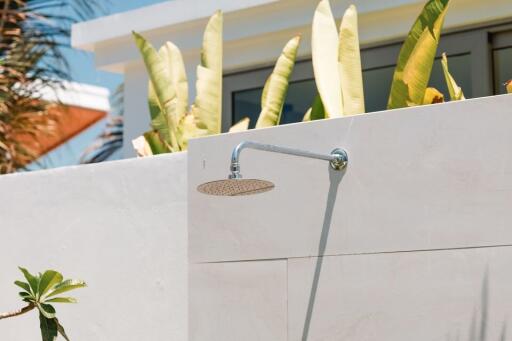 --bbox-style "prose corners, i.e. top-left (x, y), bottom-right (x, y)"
top-left (193, 11), bottom-right (223, 135)
top-left (46, 279), bottom-right (86, 298)
top-left (177, 113), bottom-right (208, 150)
top-left (312, 0), bottom-right (343, 118)
top-left (256, 36), bottom-right (301, 128)
top-left (159, 42), bottom-right (189, 123)
top-left (44, 297), bottom-right (77, 304)
top-left (303, 94), bottom-right (325, 122)
top-left (229, 117), bottom-right (250, 132)
top-left (422, 87), bottom-right (444, 104)
top-left (441, 53), bottom-right (465, 100)
top-left (39, 271), bottom-right (63, 297)
top-left (339, 4), bottom-right (364, 115)
top-left (193, 65), bottom-right (221, 133)
top-left (387, 0), bottom-right (450, 109)
top-left (133, 31), bottom-right (179, 151)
